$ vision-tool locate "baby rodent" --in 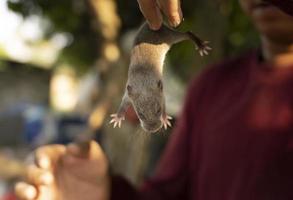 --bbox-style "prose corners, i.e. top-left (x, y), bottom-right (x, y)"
top-left (110, 22), bottom-right (211, 133)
